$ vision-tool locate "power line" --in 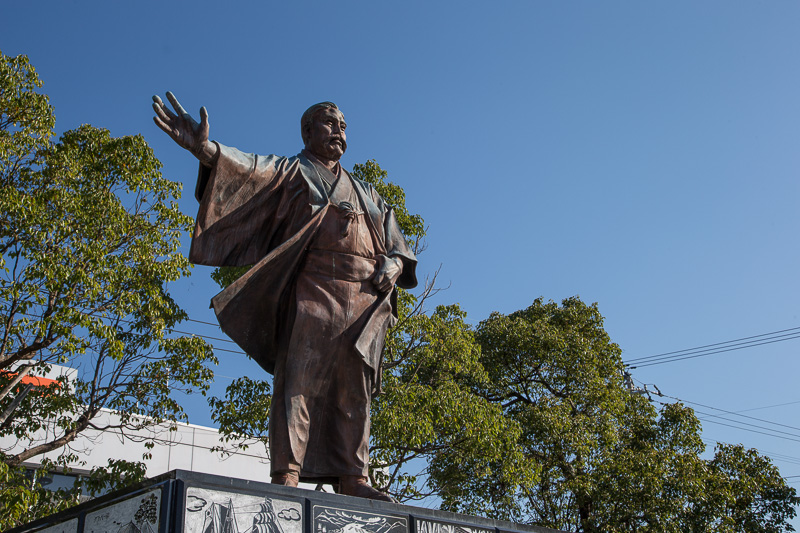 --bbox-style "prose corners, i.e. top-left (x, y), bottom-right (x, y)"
top-left (627, 326), bottom-right (800, 364)
top-left (701, 441), bottom-right (800, 468)
top-left (633, 334), bottom-right (800, 368)
top-left (656, 396), bottom-right (800, 445)
top-left (694, 416), bottom-right (800, 444)
top-left (630, 376), bottom-right (800, 447)
top-left (185, 317), bottom-right (224, 328)
top-left (14, 308), bottom-right (243, 351)
top-left (625, 326), bottom-right (800, 368)
top-left (661, 394), bottom-right (800, 436)
top-left (762, 452), bottom-right (800, 467)
top-left (737, 399), bottom-right (800, 414)
top-left (208, 346), bottom-right (247, 356)
top-left (8, 287), bottom-right (223, 330)
top-left (691, 410), bottom-right (800, 443)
